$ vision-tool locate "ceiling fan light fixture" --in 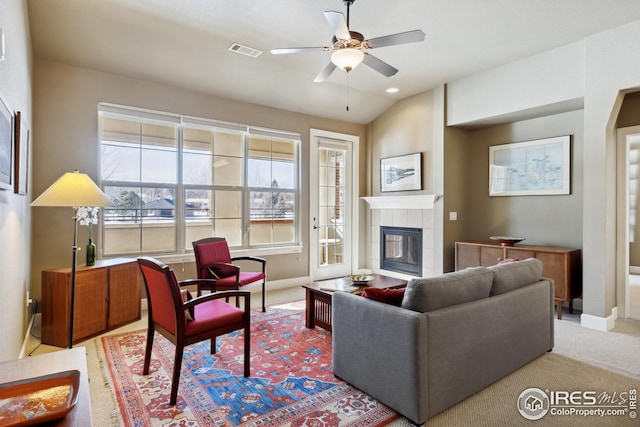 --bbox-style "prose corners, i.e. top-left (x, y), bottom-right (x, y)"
top-left (331, 48), bottom-right (364, 72)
